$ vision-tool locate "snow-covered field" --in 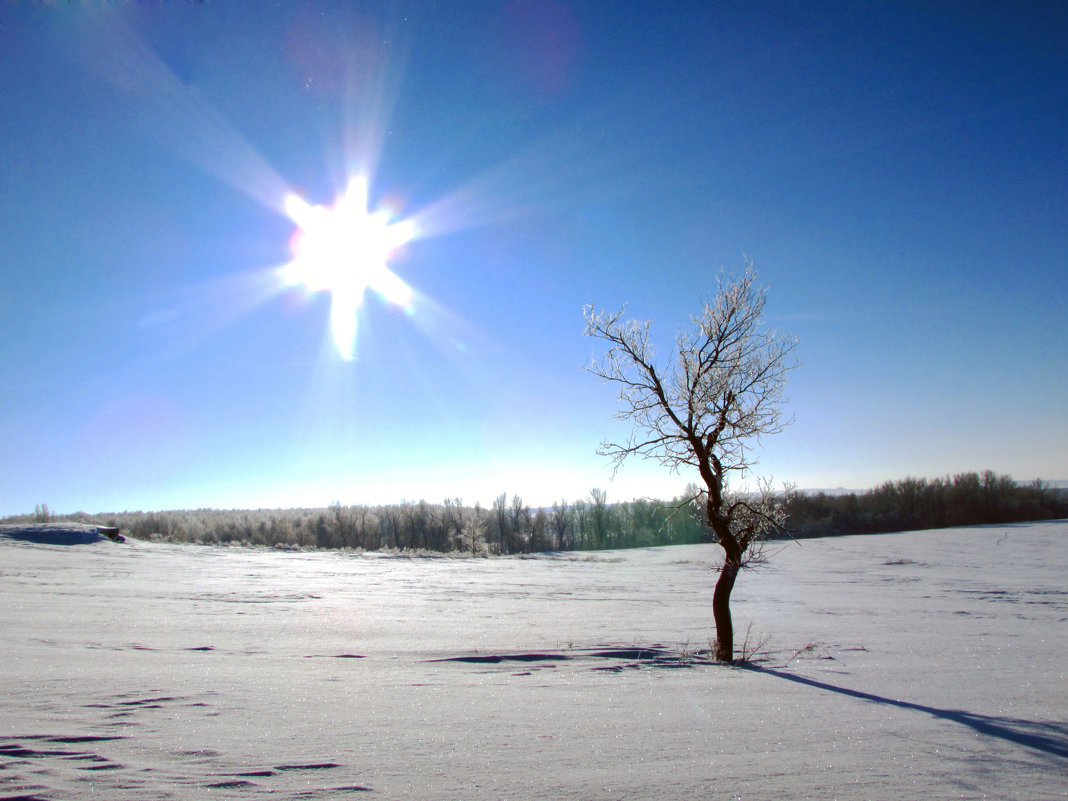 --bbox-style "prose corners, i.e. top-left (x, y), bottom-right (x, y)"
top-left (2, 521), bottom-right (1065, 800)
